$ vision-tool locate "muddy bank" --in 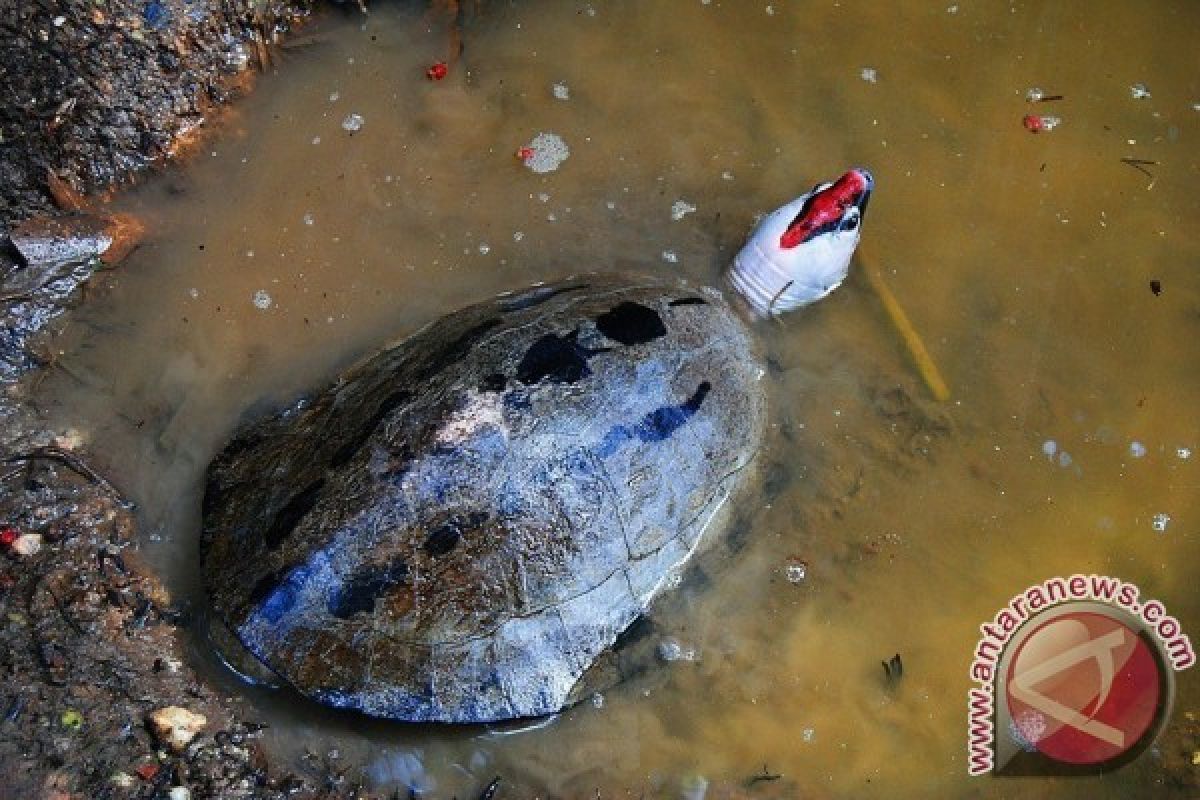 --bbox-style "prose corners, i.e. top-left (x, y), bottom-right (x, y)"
top-left (0, 3), bottom-right (380, 797)
top-left (0, 0), bottom-right (315, 224)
